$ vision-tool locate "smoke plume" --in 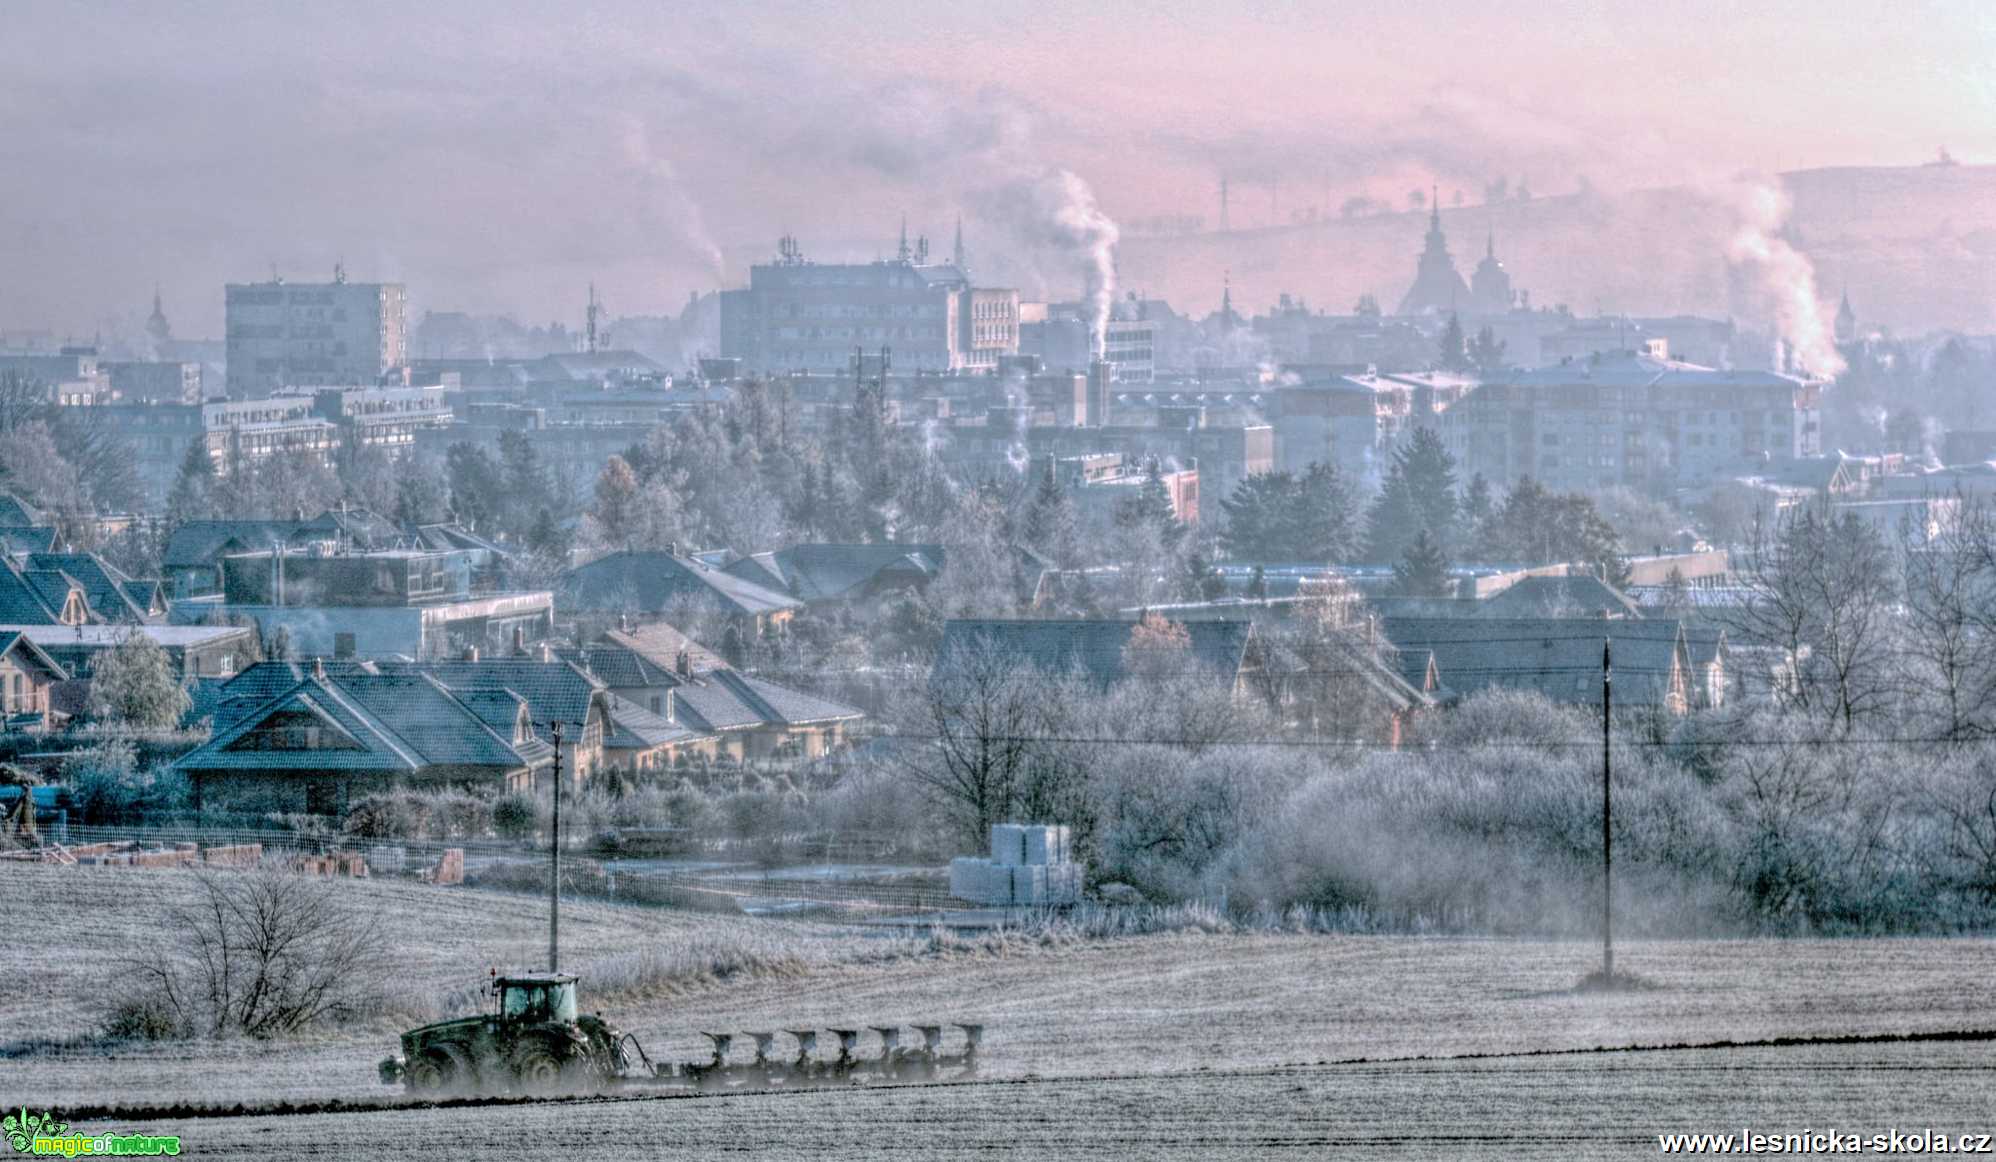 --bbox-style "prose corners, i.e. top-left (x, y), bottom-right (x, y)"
top-left (1725, 178), bottom-right (1845, 378)
top-left (978, 169), bottom-right (1120, 355)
